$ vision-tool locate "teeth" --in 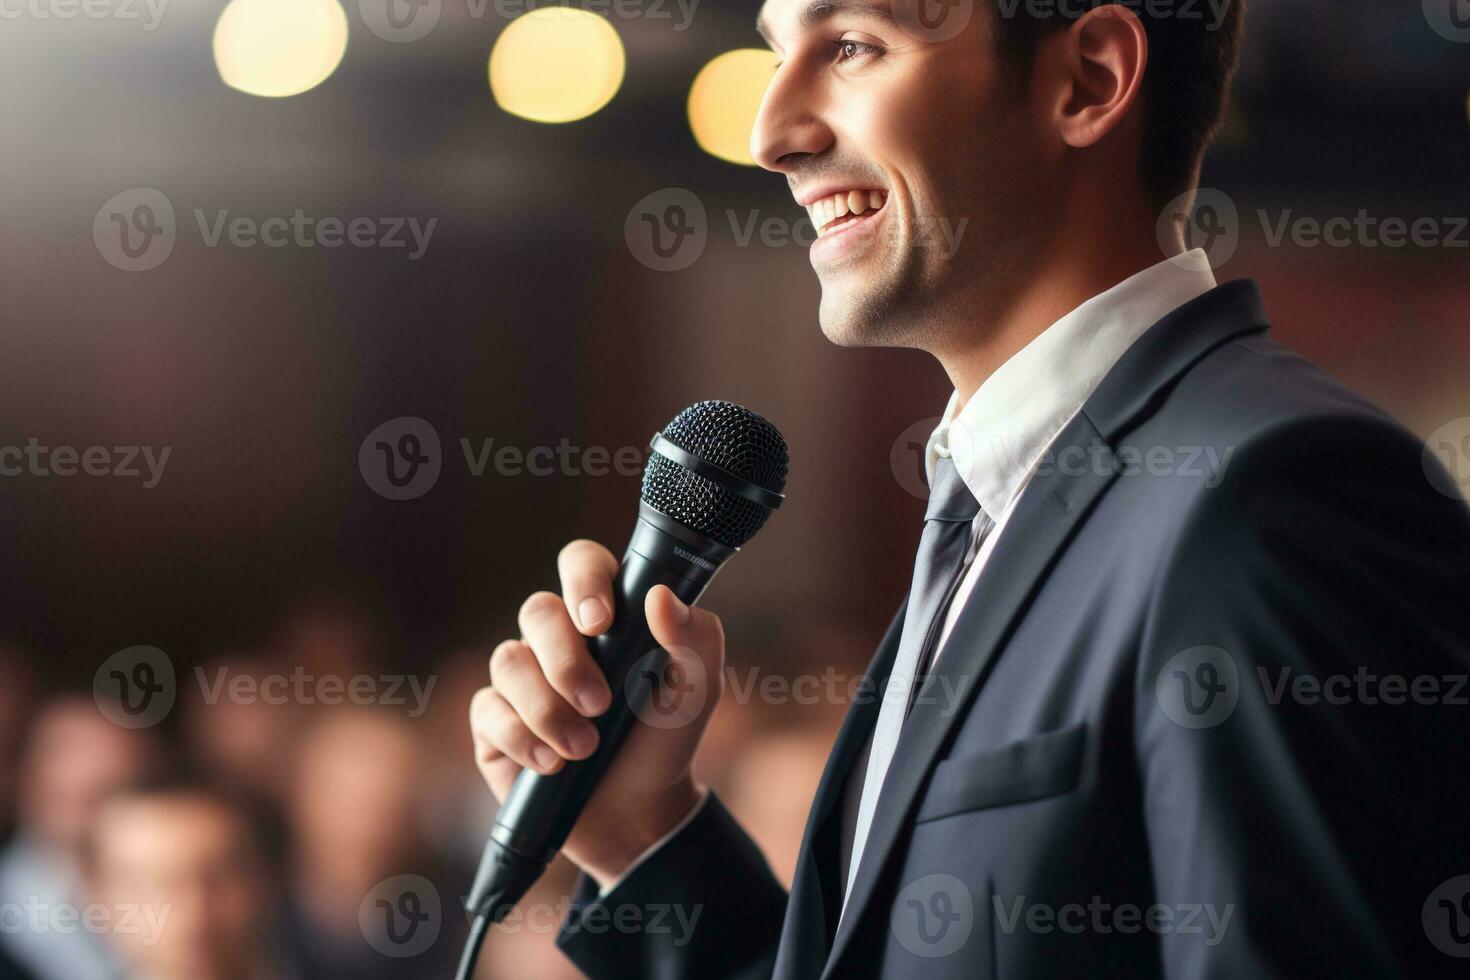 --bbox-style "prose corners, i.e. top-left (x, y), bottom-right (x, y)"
top-left (805, 189), bottom-right (887, 236)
